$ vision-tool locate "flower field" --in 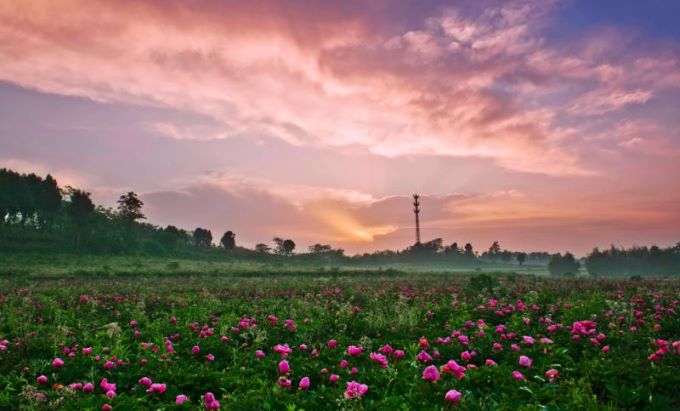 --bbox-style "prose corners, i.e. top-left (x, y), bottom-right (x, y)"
top-left (1, 274), bottom-right (679, 410)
